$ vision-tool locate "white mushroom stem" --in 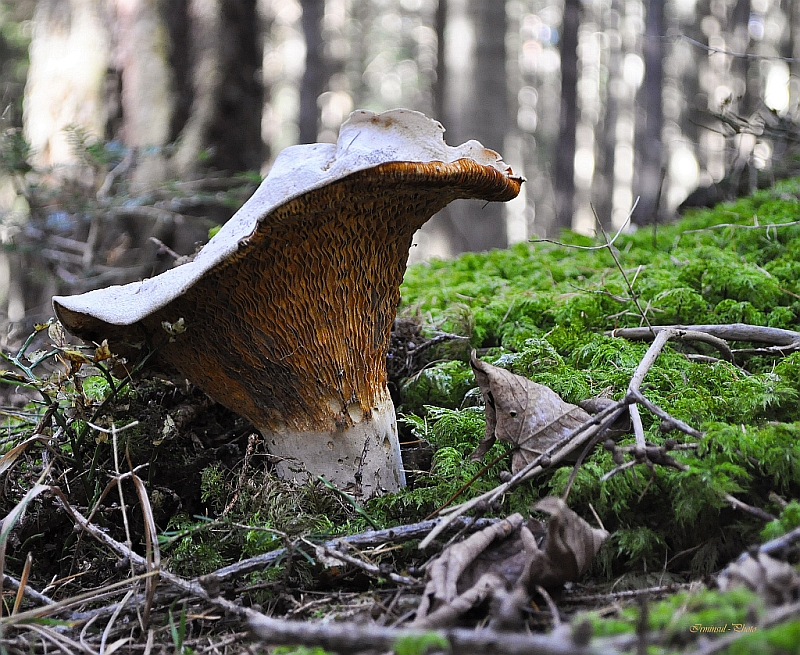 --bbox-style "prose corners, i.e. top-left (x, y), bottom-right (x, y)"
top-left (263, 395), bottom-right (404, 496)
